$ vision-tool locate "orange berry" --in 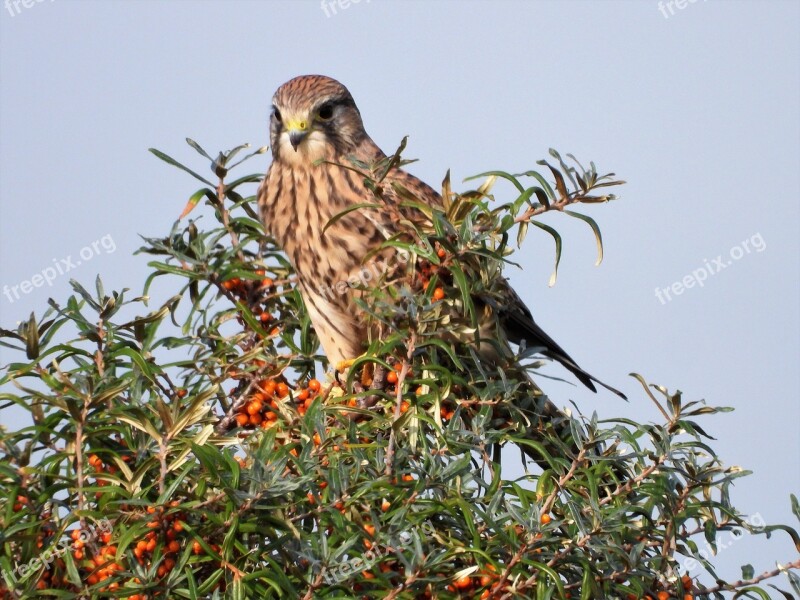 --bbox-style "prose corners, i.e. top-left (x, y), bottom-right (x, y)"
top-left (454, 575), bottom-right (472, 590)
top-left (176, 388), bottom-right (188, 398)
top-left (73, 549), bottom-right (83, 560)
top-left (402, 474), bottom-right (414, 482)
top-left (192, 540), bottom-right (203, 555)
top-left (540, 513), bottom-right (551, 525)
top-left (308, 378), bottom-right (321, 392)
top-left (480, 591), bottom-right (491, 600)
top-left (246, 400), bottom-right (262, 415)
top-left (276, 383), bottom-right (289, 398)
top-left (437, 248), bottom-right (447, 259)
top-left (249, 413), bottom-right (263, 426)
top-left (400, 400), bottom-right (410, 413)
top-left (295, 388), bottom-right (309, 402)
top-left (261, 277), bottom-right (274, 289)
top-left (71, 529), bottom-right (82, 541)
top-left (313, 432), bottom-right (322, 445)
top-left (432, 287), bottom-right (445, 301)
top-left (260, 312), bottom-right (272, 322)
top-left (381, 499), bottom-right (391, 512)
top-left (146, 538), bottom-right (157, 552)
top-left (173, 521), bottom-right (184, 532)
top-left (362, 570), bottom-right (375, 579)
top-left (168, 540), bottom-right (180, 553)
top-left (101, 532), bottom-right (112, 544)
top-left (657, 592), bottom-right (669, 600)
top-left (235, 413), bottom-right (249, 427)
top-left (363, 524), bottom-right (375, 537)
top-left (307, 492), bottom-right (316, 504)
top-left (386, 370), bottom-right (399, 384)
